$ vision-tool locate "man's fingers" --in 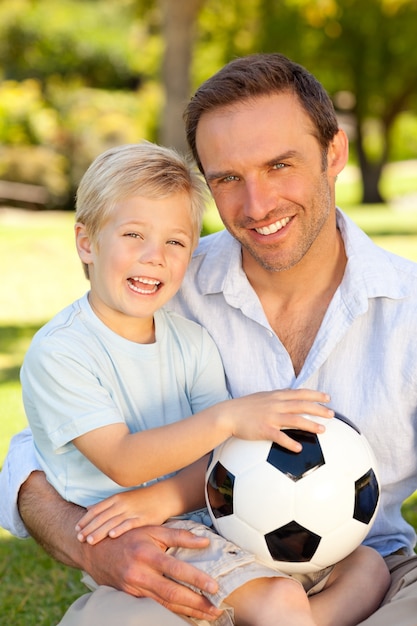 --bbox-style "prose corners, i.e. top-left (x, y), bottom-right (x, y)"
top-left (131, 528), bottom-right (221, 619)
top-left (145, 569), bottom-right (221, 621)
top-left (162, 550), bottom-right (217, 593)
